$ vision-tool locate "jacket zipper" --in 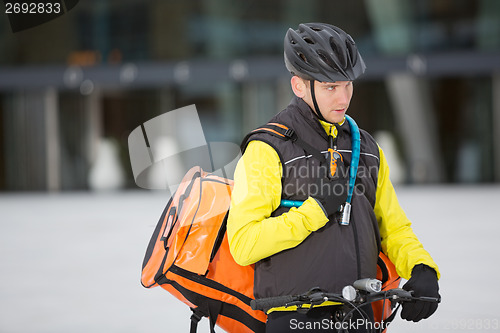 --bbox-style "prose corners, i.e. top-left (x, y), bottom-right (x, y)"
top-left (338, 128), bottom-right (361, 279)
top-left (351, 218), bottom-right (362, 279)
